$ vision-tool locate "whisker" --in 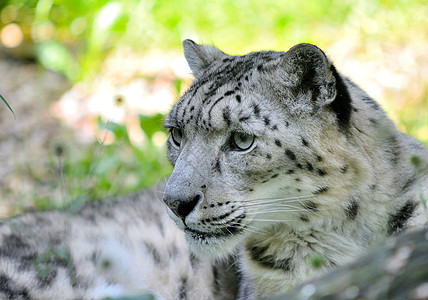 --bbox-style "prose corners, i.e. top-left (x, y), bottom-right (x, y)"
top-left (226, 225), bottom-right (265, 235)
top-left (245, 209), bottom-right (311, 215)
top-left (244, 202), bottom-right (305, 210)
top-left (245, 207), bottom-right (332, 216)
top-left (242, 195), bottom-right (316, 204)
top-left (228, 221), bottom-right (269, 234)
top-left (248, 218), bottom-right (299, 223)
